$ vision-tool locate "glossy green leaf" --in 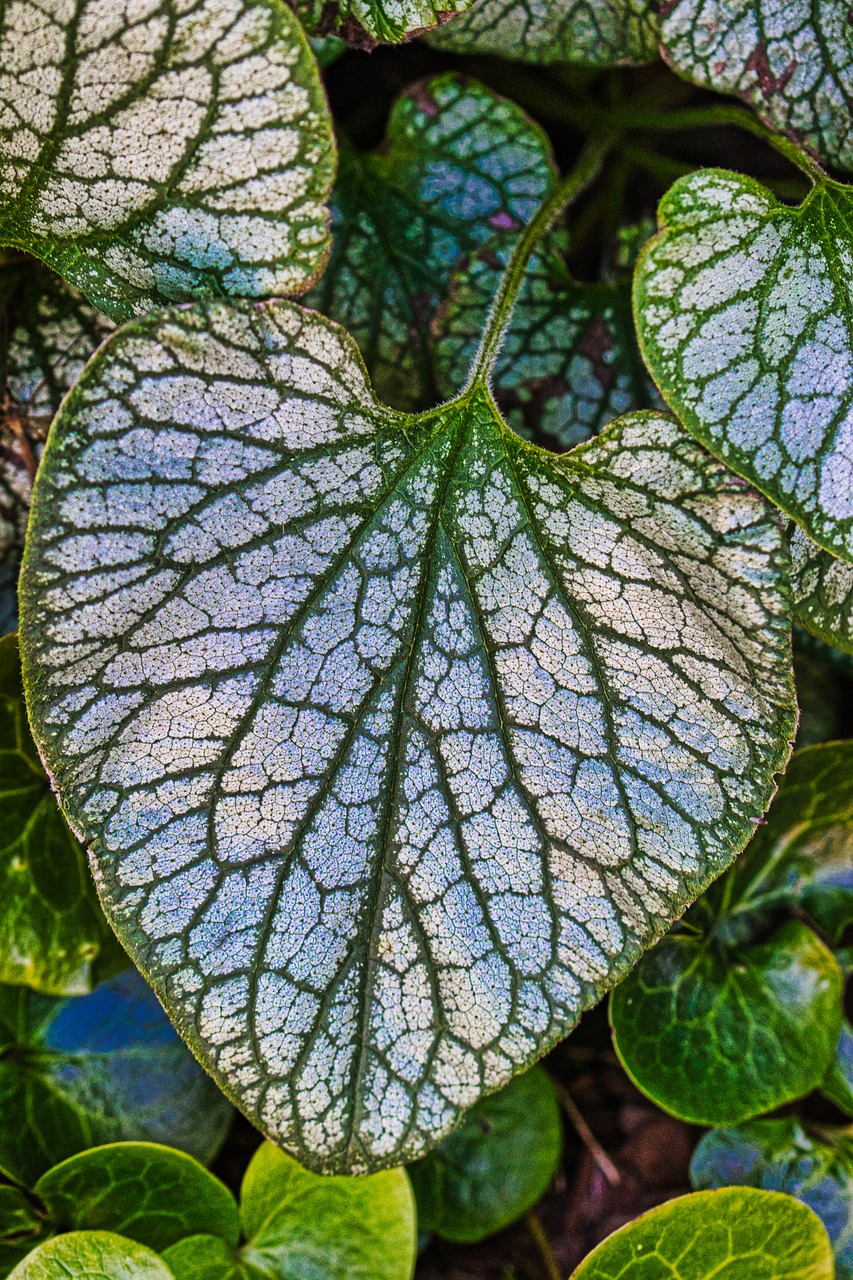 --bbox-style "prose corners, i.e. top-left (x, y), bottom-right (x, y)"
top-left (429, 0), bottom-right (659, 68)
top-left (0, 634), bottom-right (123, 995)
top-left (0, 0), bottom-right (335, 322)
top-left (655, 0), bottom-right (853, 172)
top-left (34, 1144), bottom-right (240, 1254)
top-left (408, 1065), bottom-right (562, 1243)
top-left (692, 1119), bottom-right (853, 1280)
top-left (610, 920), bottom-right (843, 1124)
top-left (0, 970), bottom-right (233, 1187)
top-left (792, 528), bottom-right (853, 656)
top-left (162, 1235), bottom-right (244, 1280)
top-left (0, 262), bottom-right (113, 632)
top-left (19, 298), bottom-right (795, 1172)
top-left (8, 1231), bottom-right (175, 1280)
top-left (824, 1020), bottom-right (853, 1118)
top-left (291, 0), bottom-right (471, 47)
top-left (304, 74), bottom-right (555, 411)
top-left (0, 1186), bottom-right (50, 1279)
top-left (635, 170), bottom-right (853, 563)
top-left (569, 1187), bottom-right (834, 1279)
top-left (433, 233), bottom-right (656, 451)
